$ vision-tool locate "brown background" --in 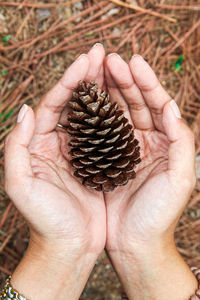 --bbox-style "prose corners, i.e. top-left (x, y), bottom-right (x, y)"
top-left (0, 1), bottom-right (200, 298)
